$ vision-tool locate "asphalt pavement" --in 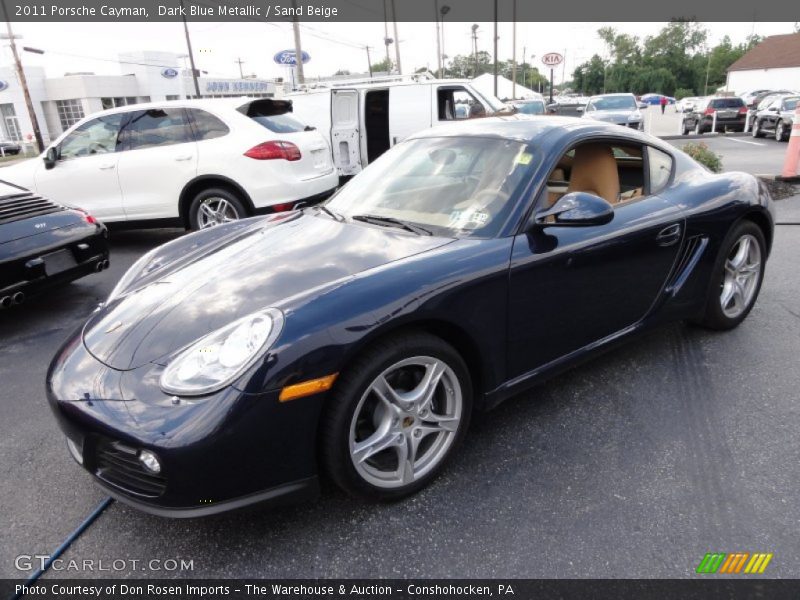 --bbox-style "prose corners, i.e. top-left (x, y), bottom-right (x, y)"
top-left (2, 190), bottom-right (800, 579)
